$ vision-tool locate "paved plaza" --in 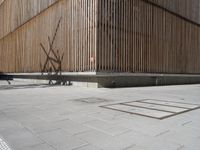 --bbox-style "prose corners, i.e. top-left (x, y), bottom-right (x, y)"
top-left (0, 80), bottom-right (200, 150)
